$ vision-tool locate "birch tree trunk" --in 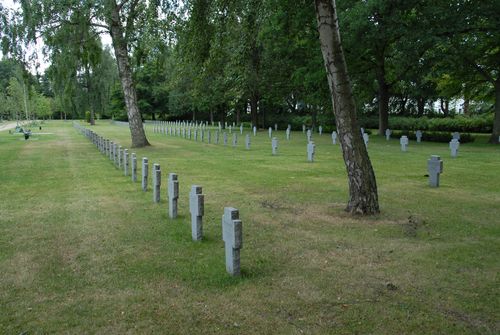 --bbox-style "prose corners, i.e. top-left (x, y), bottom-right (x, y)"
top-left (107, 1), bottom-right (150, 147)
top-left (314, 0), bottom-right (380, 214)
